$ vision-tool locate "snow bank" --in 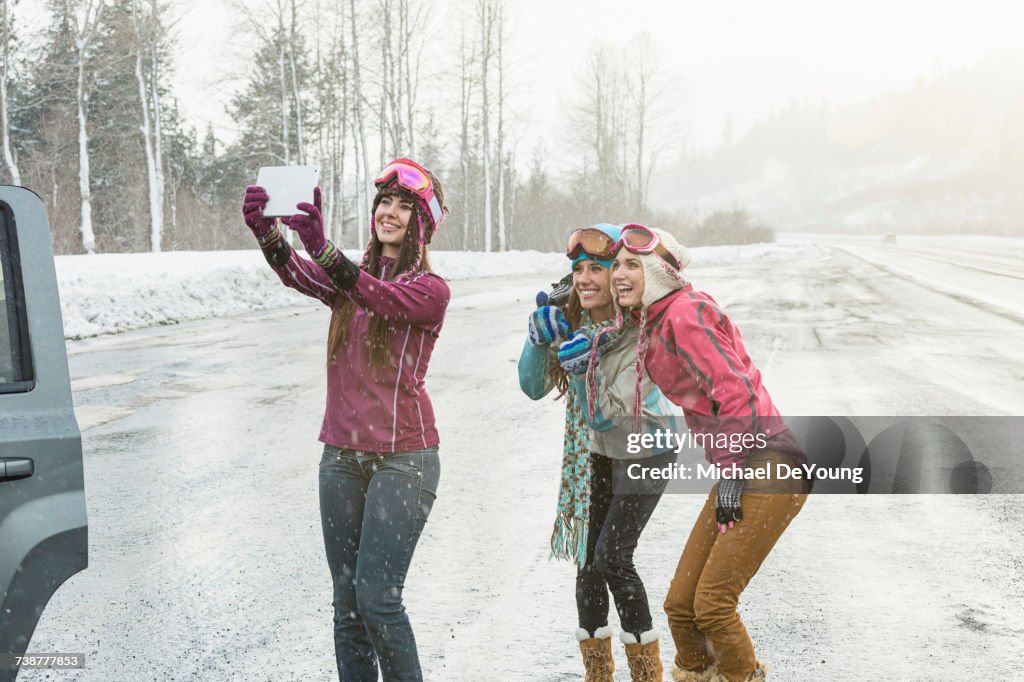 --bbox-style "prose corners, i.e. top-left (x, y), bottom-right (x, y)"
top-left (56, 249), bottom-right (577, 339)
top-left (56, 241), bottom-right (814, 339)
